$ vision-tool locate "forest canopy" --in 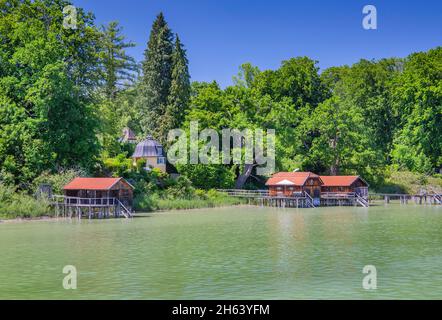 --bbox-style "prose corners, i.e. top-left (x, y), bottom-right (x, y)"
top-left (0, 0), bottom-right (441, 193)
